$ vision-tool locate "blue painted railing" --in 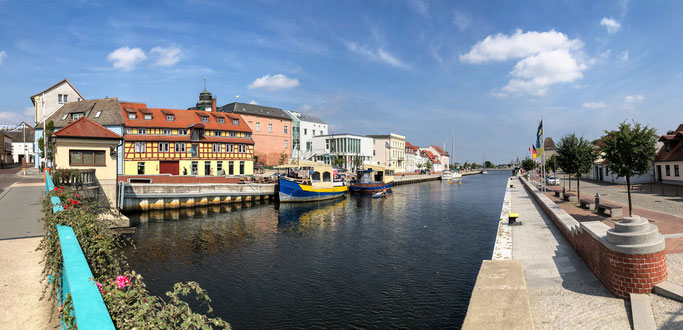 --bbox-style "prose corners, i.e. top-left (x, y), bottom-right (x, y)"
top-left (45, 171), bottom-right (115, 329)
